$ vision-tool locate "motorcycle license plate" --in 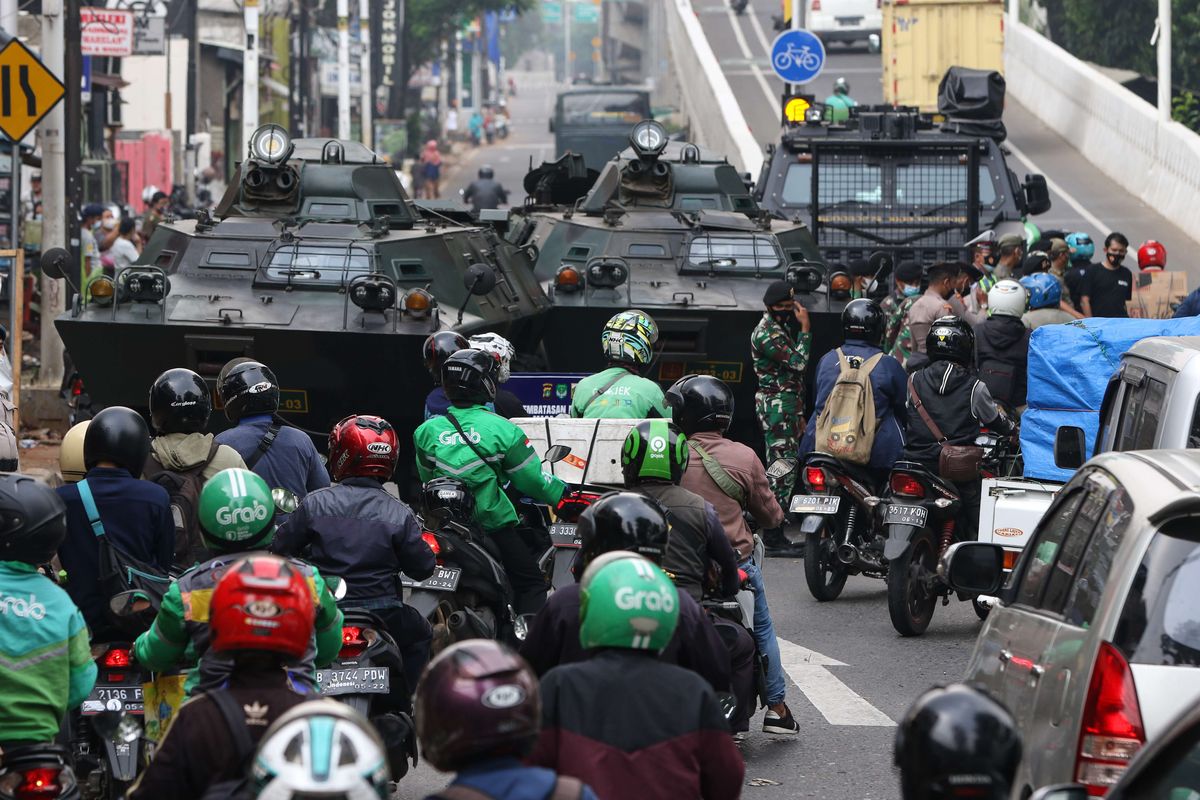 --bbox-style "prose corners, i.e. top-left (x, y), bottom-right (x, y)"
top-left (401, 566), bottom-right (462, 592)
top-left (884, 505), bottom-right (928, 528)
top-left (317, 667), bottom-right (391, 696)
top-left (81, 684), bottom-right (144, 716)
top-left (549, 522), bottom-right (581, 548)
top-left (790, 495), bottom-right (840, 515)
